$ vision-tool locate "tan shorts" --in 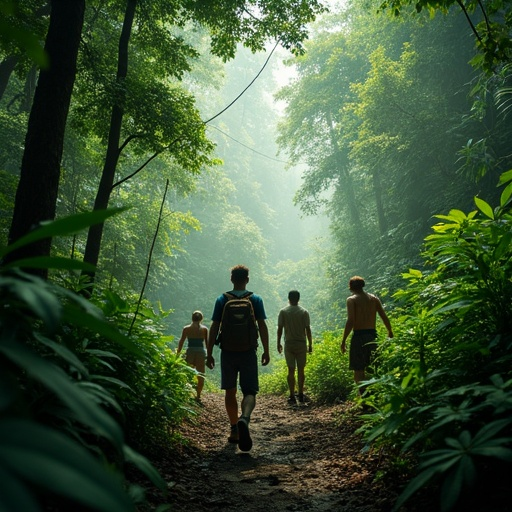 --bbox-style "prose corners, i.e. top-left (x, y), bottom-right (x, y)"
top-left (284, 340), bottom-right (308, 369)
